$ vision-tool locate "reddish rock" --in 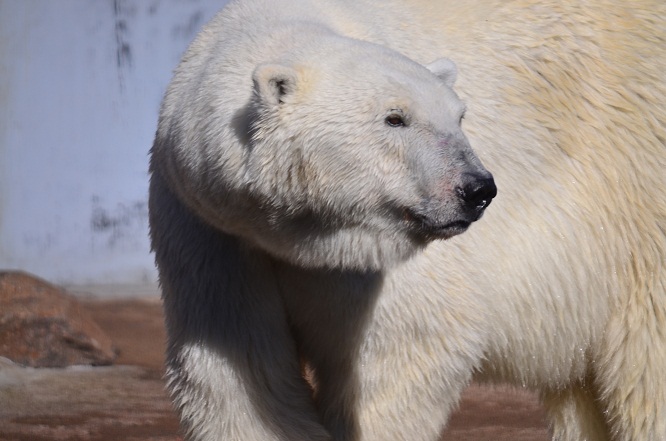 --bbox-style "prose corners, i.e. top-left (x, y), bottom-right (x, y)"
top-left (0, 271), bottom-right (116, 367)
